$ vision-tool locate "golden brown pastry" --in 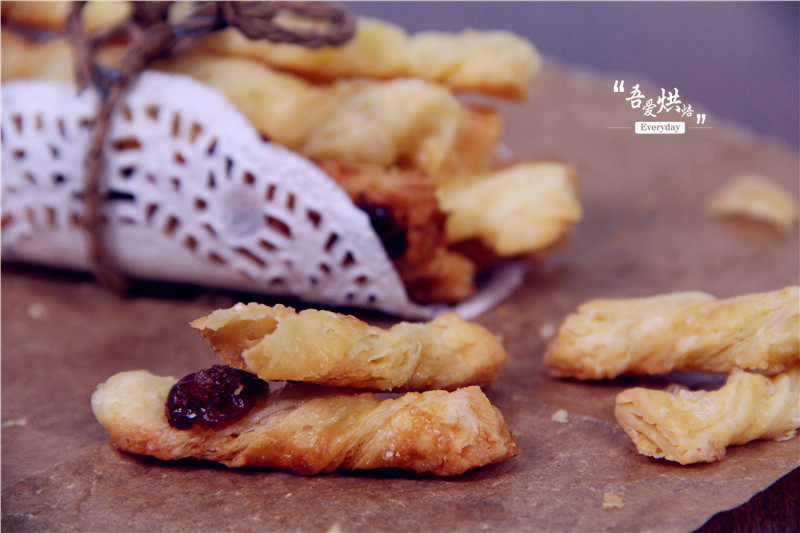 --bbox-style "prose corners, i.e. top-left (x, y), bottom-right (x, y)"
top-left (321, 160), bottom-right (475, 303)
top-left (2, 2), bottom-right (540, 98)
top-left (92, 370), bottom-right (520, 475)
top-left (1, 0), bottom-right (130, 33)
top-left (615, 367), bottom-right (799, 464)
top-left (708, 174), bottom-right (798, 233)
top-left (544, 287), bottom-right (799, 380)
top-left (1, 31), bottom-right (79, 82)
top-left (394, 248), bottom-right (477, 304)
top-left (160, 53), bottom-right (470, 175)
top-left (1, 33), bottom-right (474, 175)
top-left (191, 303), bottom-right (507, 391)
top-left (437, 161), bottom-right (581, 256)
top-left (199, 22), bottom-right (538, 99)
top-left (0, 31), bottom-right (499, 304)
top-left (445, 104), bottom-right (503, 179)
top-left (1, 25), bottom-right (578, 306)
